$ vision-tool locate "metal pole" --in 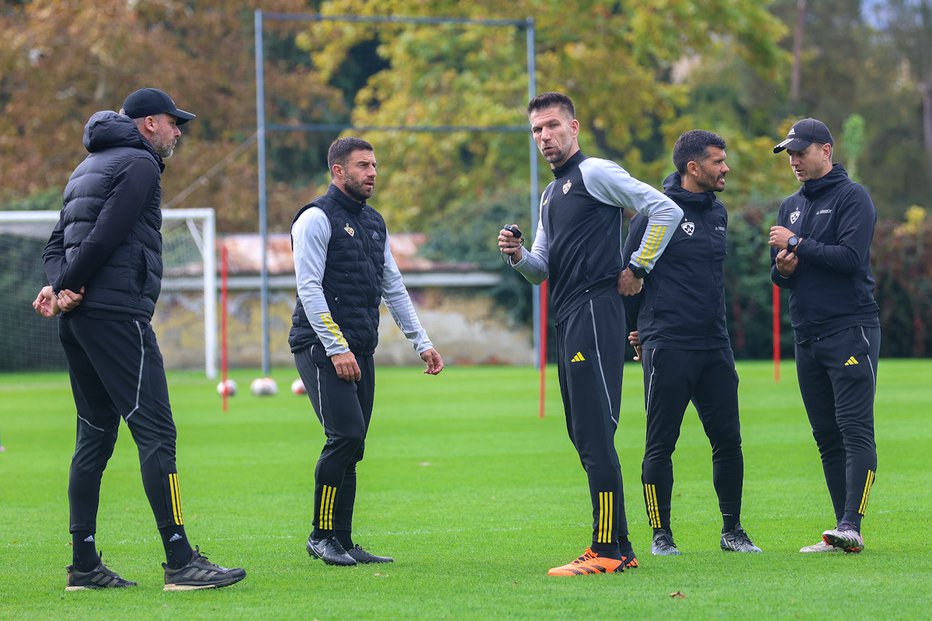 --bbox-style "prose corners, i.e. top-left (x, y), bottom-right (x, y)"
top-left (203, 209), bottom-right (217, 379)
top-left (527, 17), bottom-right (540, 371)
top-left (255, 9), bottom-right (271, 377)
